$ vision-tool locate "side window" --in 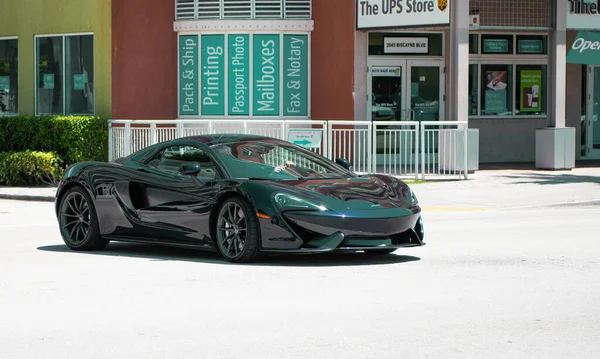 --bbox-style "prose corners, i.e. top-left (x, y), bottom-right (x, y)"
top-left (148, 145), bottom-right (220, 181)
